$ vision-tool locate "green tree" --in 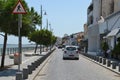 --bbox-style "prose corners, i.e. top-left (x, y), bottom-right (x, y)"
top-left (101, 41), bottom-right (109, 57)
top-left (51, 35), bottom-right (57, 45)
top-left (28, 7), bottom-right (41, 53)
top-left (28, 29), bottom-right (56, 53)
top-left (101, 41), bottom-right (109, 52)
top-left (0, 0), bottom-right (39, 68)
top-left (41, 29), bottom-right (52, 46)
top-left (112, 37), bottom-right (120, 59)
